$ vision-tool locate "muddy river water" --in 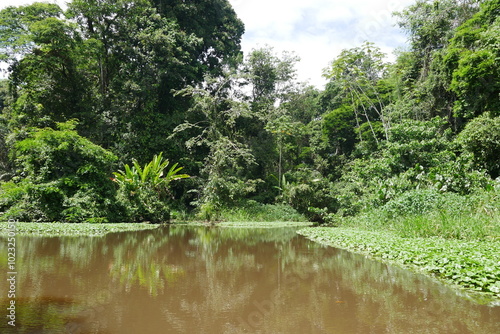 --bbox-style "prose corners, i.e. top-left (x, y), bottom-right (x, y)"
top-left (1, 225), bottom-right (499, 333)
